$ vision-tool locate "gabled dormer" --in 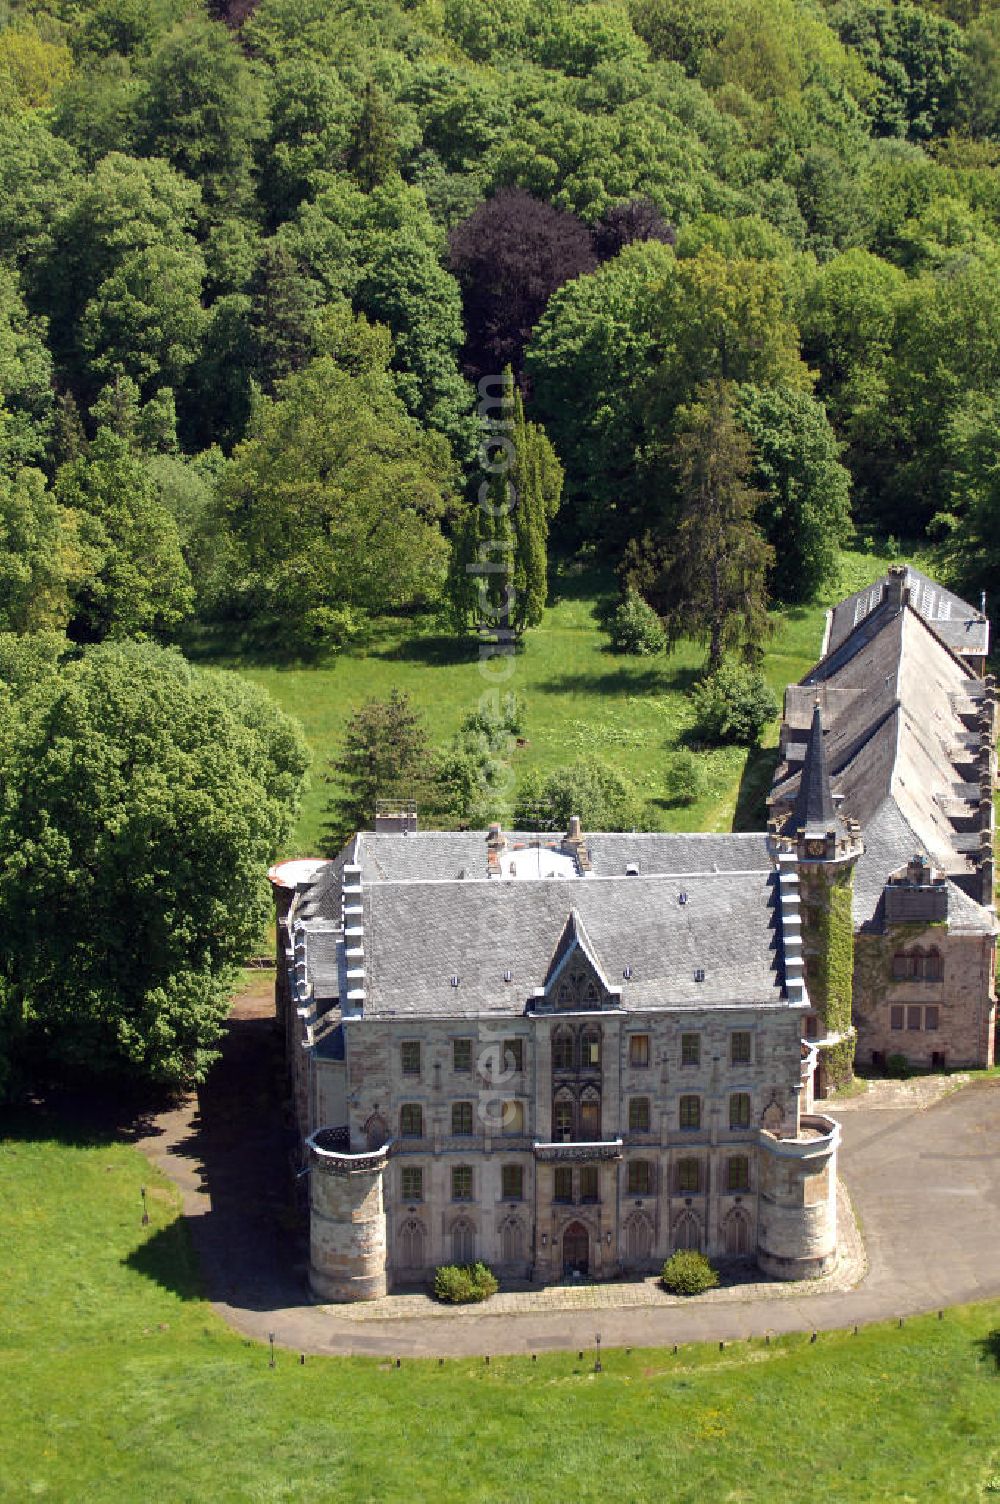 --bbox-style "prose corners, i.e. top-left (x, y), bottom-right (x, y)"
top-left (529, 909), bottom-right (622, 1012)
